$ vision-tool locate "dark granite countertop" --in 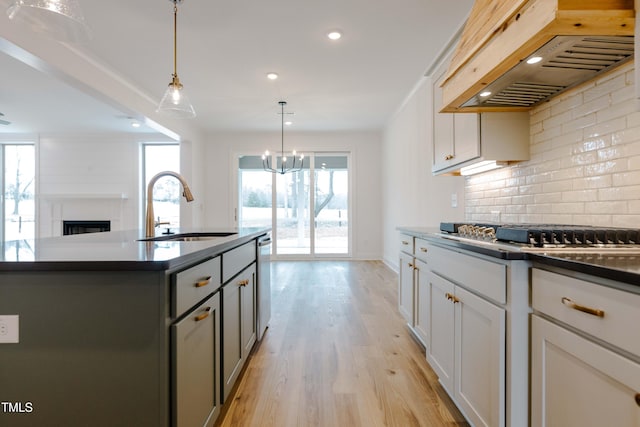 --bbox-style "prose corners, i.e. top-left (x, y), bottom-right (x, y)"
top-left (0, 227), bottom-right (270, 272)
top-left (398, 226), bottom-right (640, 286)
